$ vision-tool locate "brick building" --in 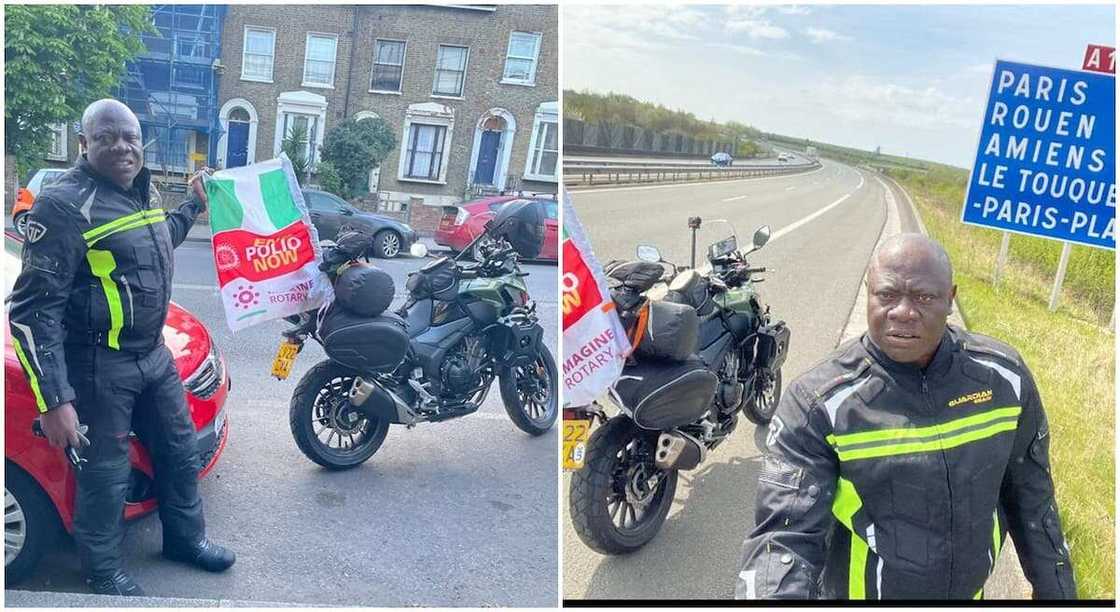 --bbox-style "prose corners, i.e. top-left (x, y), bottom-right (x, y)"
top-left (214, 4), bottom-right (558, 232)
